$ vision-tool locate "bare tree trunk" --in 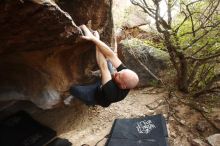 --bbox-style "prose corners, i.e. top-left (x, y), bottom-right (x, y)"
top-left (163, 32), bottom-right (189, 92)
top-left (177, 52), bottom-right (189, 92)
